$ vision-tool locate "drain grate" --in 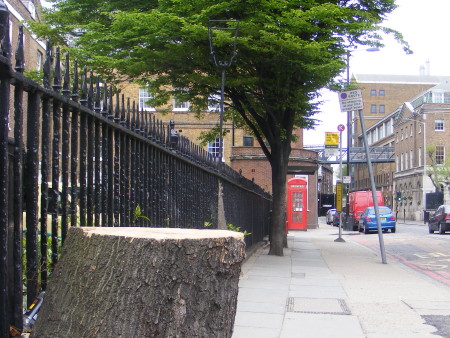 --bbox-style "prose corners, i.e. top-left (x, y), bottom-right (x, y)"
top-left (286, 297), bottom-right (351, 315)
